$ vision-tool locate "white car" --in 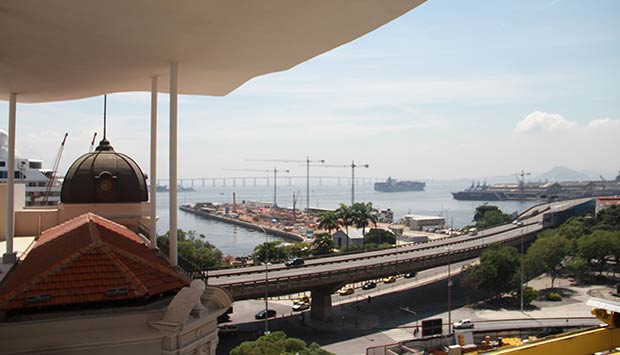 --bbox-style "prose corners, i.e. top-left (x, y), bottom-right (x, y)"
top-left (453, 319), bottom-right (474, 329)
top-left (292, 303), bottom-right (310, 312)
